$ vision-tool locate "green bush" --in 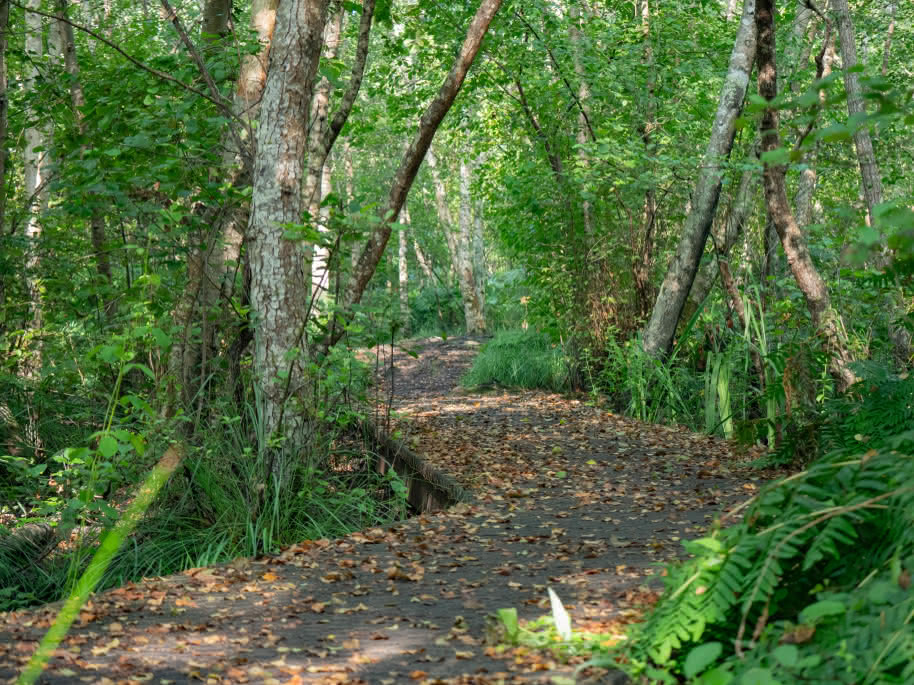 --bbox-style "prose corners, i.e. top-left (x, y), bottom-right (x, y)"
top-left (462, 329), bottom-right (569, 392)
top-left (604, 421), bottom-right (914, 684)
